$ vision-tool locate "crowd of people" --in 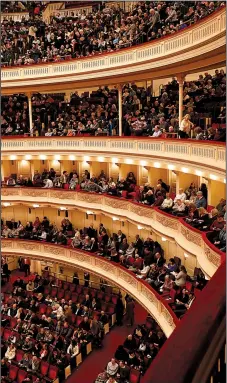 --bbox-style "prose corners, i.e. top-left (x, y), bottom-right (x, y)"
top-left (1, 1), bottom-right (223, 66)
top-left (95, 315), bottom-right (166, 383)
top-left (1, 265), bottom-right (122, 383)
top-left (3, 166), bottom-right (226, 252)
top-left (1, 70), bottom-right (226, 138)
